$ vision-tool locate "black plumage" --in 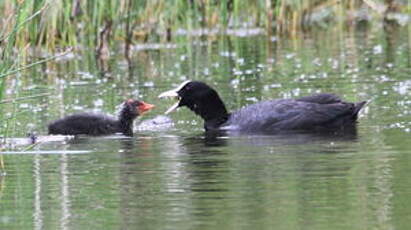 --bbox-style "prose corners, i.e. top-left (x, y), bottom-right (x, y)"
top-left (48, 99), bottom-right (154, 136)
top-left (159, 81), bottom-right (367, 133)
